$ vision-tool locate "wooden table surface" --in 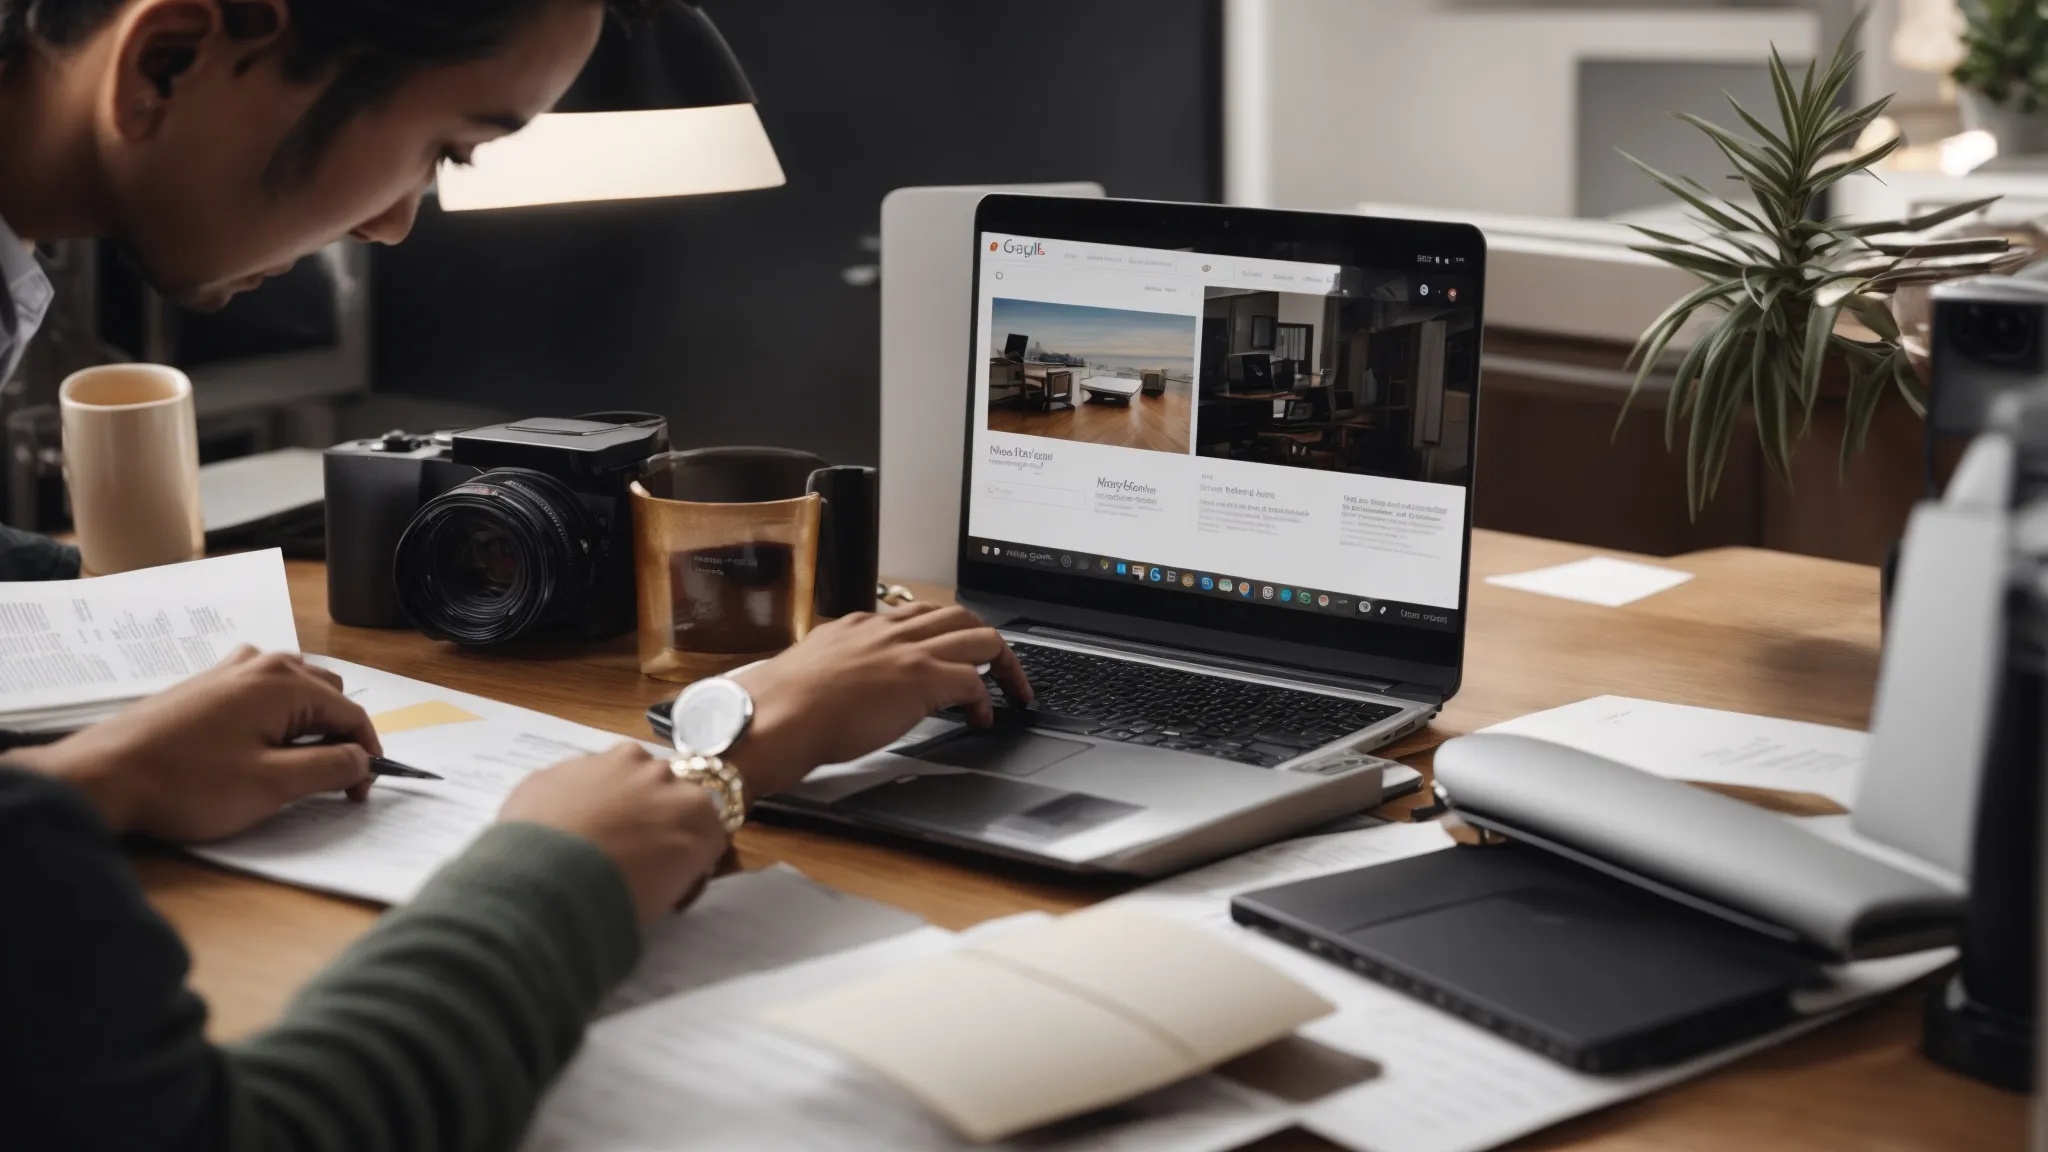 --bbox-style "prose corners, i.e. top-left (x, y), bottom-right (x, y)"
top-left (133, 530), bottom-right (2019, 1151)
